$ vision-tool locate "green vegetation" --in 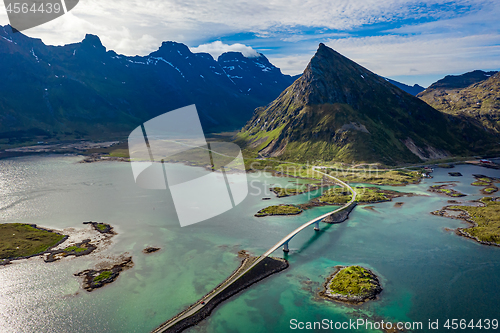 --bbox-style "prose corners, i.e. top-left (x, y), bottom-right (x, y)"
top-left (329, 266), bottom-right (379, 296)
top-left (319, 186), bottom-right (393, 204)
top-left (483, 187), bottom-right (498, 194)
top-left (255, 205), bottom-right (302, 217)
top-left (450, 197), bottom-right (500, 244)
top-left (270, 187), bottom-right (307, 197)
top-left (335, 169), bottom-right (422, 185)
top-left (472, 181), bottom-right (490, 186)
top-left (93, 271), bottom-right (113, 283)
top-left (319, 187), bottom-right (353, 204)
top-left (437, 163), bottom-right (454, 168)
top-left (477, 177), bottom-right (495, 182)
top-left (64, 245), bottom-right (87, 253)
top-left (418, 72), bottom-right (500, 133)
top-left (237, 44), bottom-right (495, 165)
top-left (95, 223), bottom-right (108, 232)
top-left (0, 223), bottom-right (65, 259)
top-left (430, 184), bottom-right (466, 197)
